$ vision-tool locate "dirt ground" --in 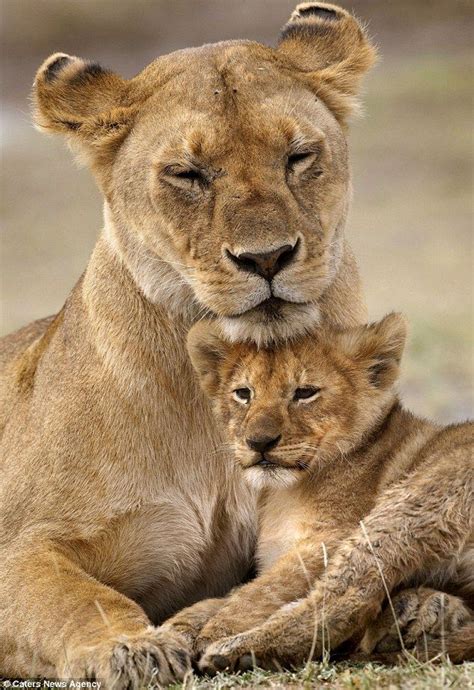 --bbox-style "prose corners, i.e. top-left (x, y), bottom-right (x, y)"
top-left (1, 0), bottom-right (473, 423)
